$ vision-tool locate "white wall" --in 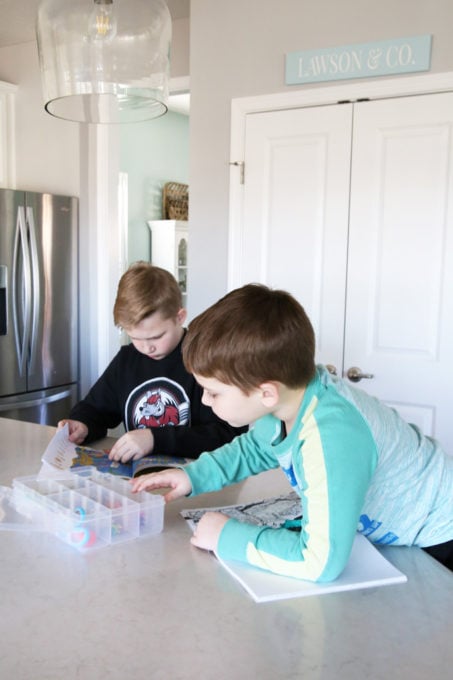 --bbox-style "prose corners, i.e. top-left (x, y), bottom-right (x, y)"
top-left (188, 0), bottom-right (453, 318)
top-left (120, 109), bottom-right (189, 265)
top-left (171, 17), bottom-right (190, 78)
top-left (0, 40), bottom-right (79, 195)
